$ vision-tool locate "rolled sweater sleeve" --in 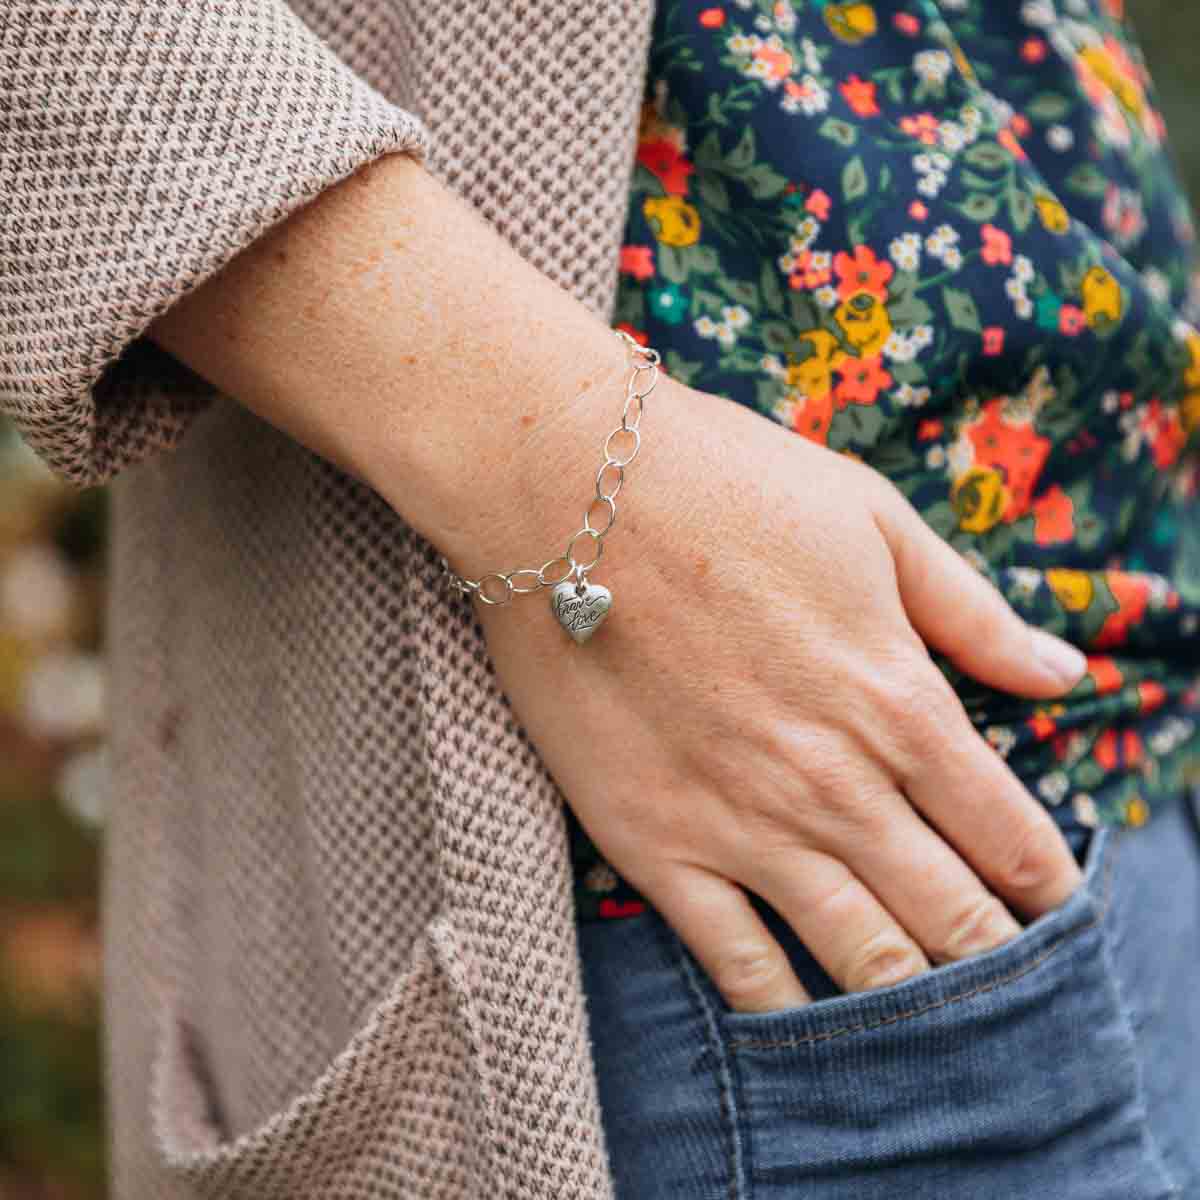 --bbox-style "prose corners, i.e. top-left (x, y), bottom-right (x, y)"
top-left (0, 1), bottom-right (432, 488)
